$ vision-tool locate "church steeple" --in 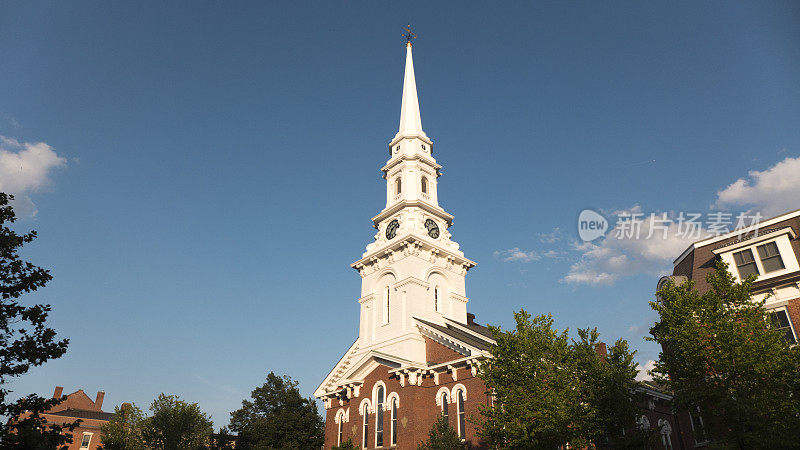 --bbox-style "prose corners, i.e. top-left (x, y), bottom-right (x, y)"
top-left (393, 41), bottom-right (428, 143)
